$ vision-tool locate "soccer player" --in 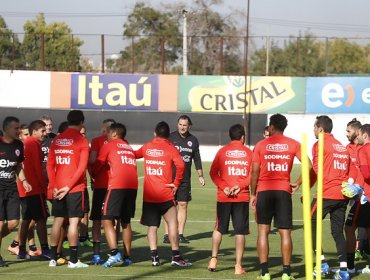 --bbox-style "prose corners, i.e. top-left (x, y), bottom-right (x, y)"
top-left (92, 123), bottom-right (138, 267)
top-left (135, 121), bottom-right (191, 267)
top-left (352, 124), bottom-right (370, 274)
top-left (250, 113), bottom-right (303, 280)
top-left (310, 115), bottom-right (351, 280)
top-left (263, 126), bottom-right (270, 138)
top-left (19, 124), bottom-right (30, 141)
top-left (208, 124), bottom-right (253, 275)
top-left (47, 110), bottom-right (89, 268)
top-left (17, 120), bottom-right (50, 259)
top-left (0, 116), bottom-right (29, 267)
top-left (163, 115), bottom-right (205, 244)
top-left (40, 115), bottom-right (57, 183)
top-left (88, 119), bottom-right (116, 264)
